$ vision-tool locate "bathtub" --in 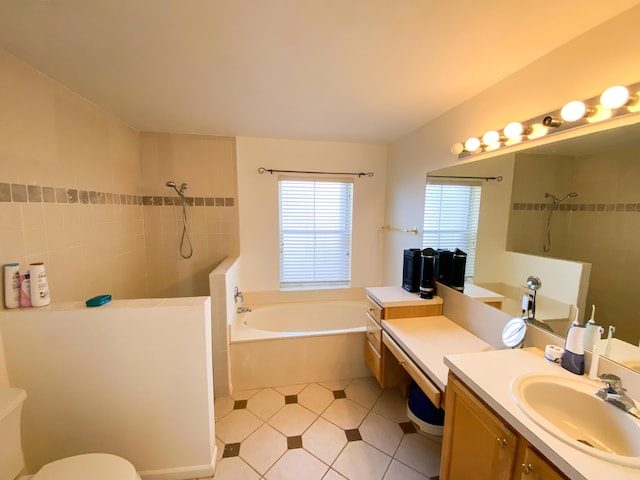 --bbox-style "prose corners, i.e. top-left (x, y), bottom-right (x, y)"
top-left (229, 300), bottom-right (371, 390)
